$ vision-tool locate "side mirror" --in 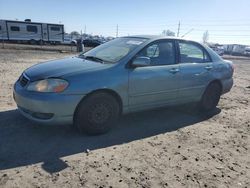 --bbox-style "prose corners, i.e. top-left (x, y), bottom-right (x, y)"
top-left (131, 57), bottom-right (151, 68)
